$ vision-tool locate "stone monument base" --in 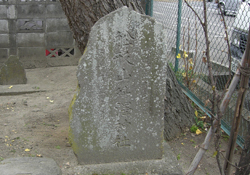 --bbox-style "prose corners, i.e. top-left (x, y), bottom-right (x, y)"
top-left (73, 142), bottom-right (184, 175)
